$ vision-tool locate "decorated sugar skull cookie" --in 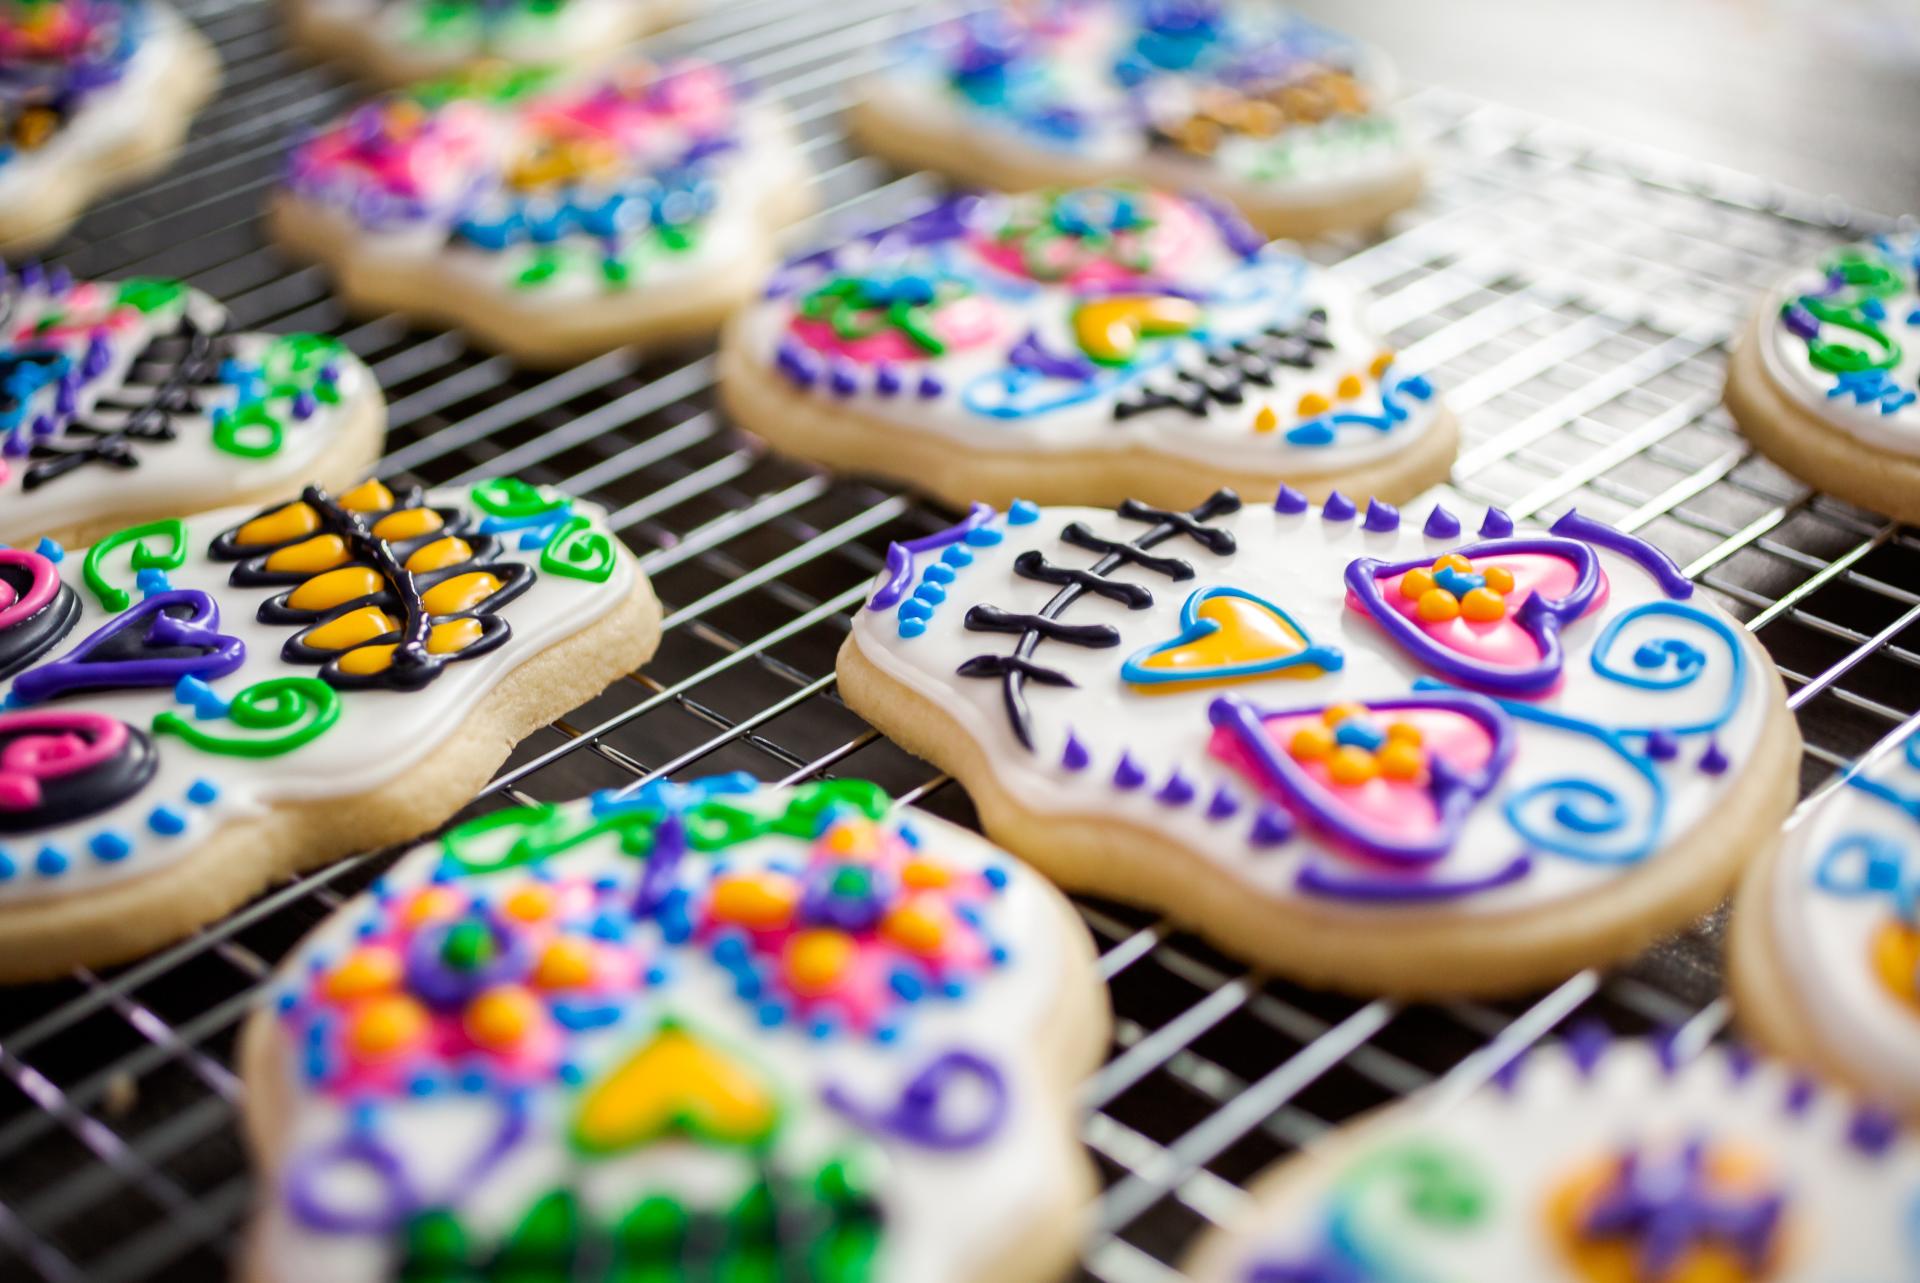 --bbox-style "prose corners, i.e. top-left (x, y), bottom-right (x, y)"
top-left (240, 777), bottom-right (1109, 1283)
top-left (0, 268), bottom-right (387, 549)
top-left (272, 59), bottom-right (811, 366)
top-left (1727, 230), bottom-right (1920, 523)
top-left (287, 0), bottom-right (686, 87)
top-left (0, 476), bottom-right (658, 980)
top-left (1731, 719), bottom-right (1920, 1116)
top-left (720, 187), bottom-right (1454, 512)
top-left (0, 0), bottom-right (218, 248)
top-left (852, 1), bottom-right (1419, 239)
top-left (836, 488), bottom-right (1799, 995)
top-left (1184, 1037), bottom-right (1920, 1283)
